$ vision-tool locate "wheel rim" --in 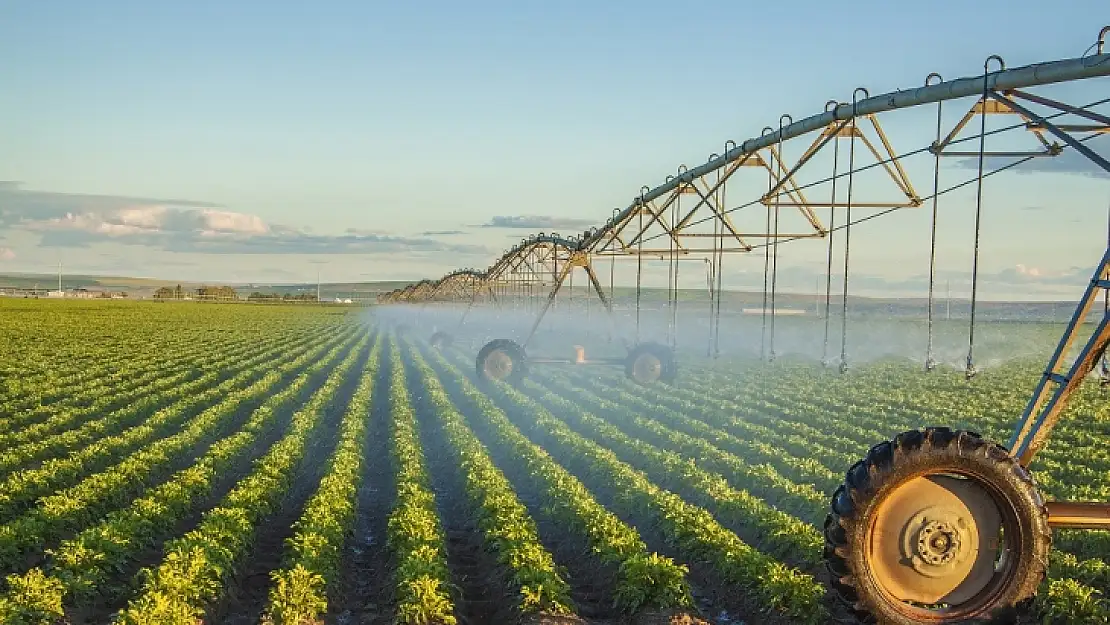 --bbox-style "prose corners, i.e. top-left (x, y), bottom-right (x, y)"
top-left (482, 349), bottom-right (513, 380)
top-left (632, 353), bottom-right (662, 383)
top-left (867, 472), bottom-right (1020, 619)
